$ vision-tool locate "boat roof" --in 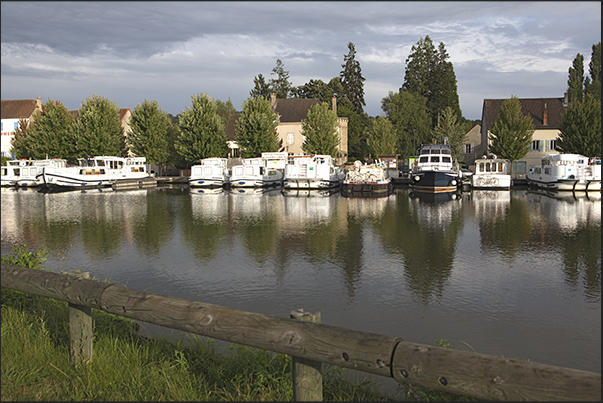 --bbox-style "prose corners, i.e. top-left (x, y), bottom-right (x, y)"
top-left (543, 153), bottom-right (588, 162)
top-left (419, 144), bottom-right (451, 153)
